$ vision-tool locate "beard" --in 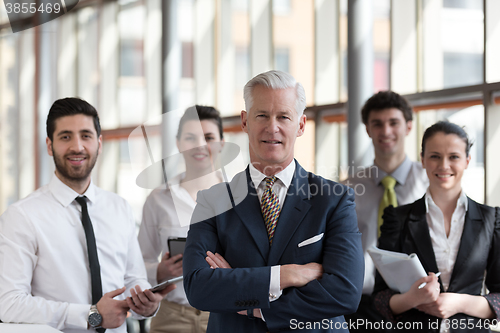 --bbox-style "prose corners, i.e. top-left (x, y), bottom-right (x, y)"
top-left (52, 147), bottom-right (99, 183)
